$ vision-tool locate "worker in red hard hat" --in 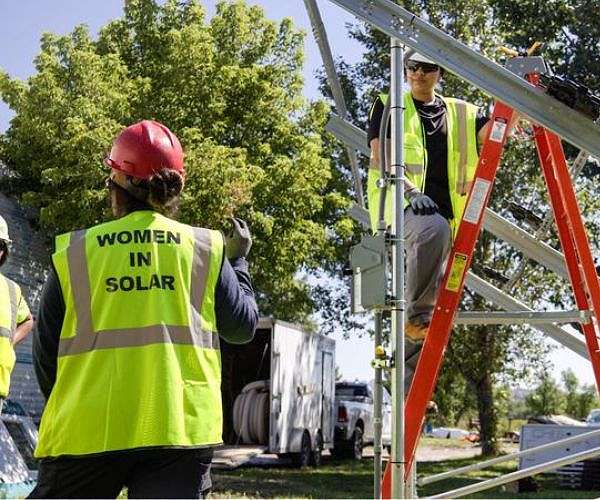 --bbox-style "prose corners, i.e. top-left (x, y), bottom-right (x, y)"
top-left (31, 120), bottom-right (259, 499)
